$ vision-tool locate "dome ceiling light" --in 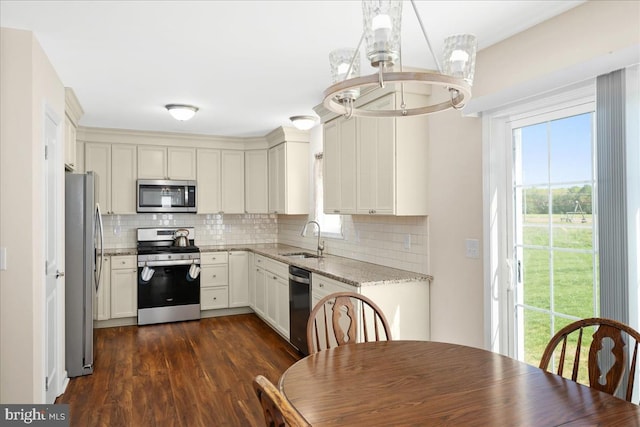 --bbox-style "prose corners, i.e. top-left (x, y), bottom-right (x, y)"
top-left (165, 104), bottom-right (199, 121)
top-left (289, 115), bottom-right (318, 130)
top-left (323, 0), bottom-right (477, 118)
